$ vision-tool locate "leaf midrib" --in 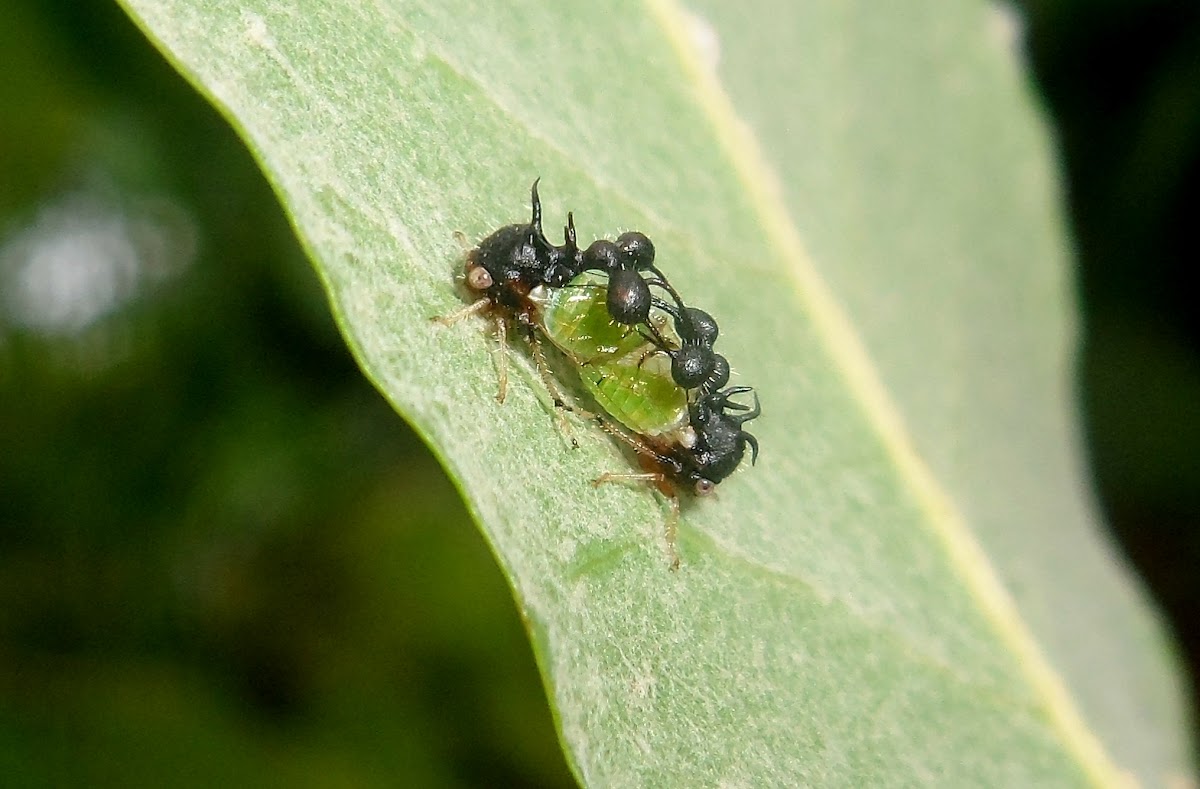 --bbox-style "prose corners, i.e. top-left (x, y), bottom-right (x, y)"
top-left (642, 0), bottom-right (1125, 785)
